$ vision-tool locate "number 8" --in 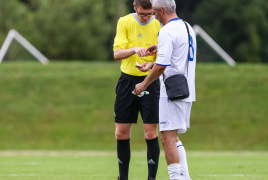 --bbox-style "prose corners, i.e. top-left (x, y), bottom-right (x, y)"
top-left (189, 35), bottom-right (194, 61)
